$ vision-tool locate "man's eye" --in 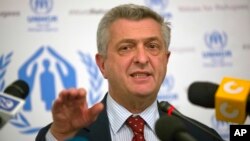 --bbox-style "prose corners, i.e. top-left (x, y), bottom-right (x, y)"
top-left (148, 44), bottom-right (157, 49)
top-left (119, 46), bottom-right (132, 51)
top-left (146, 43), bottom-right (161, 55)
top-left (118, 45), bottom-right (134, 55)
top-left (121, 46), bottom-right (130, 50)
